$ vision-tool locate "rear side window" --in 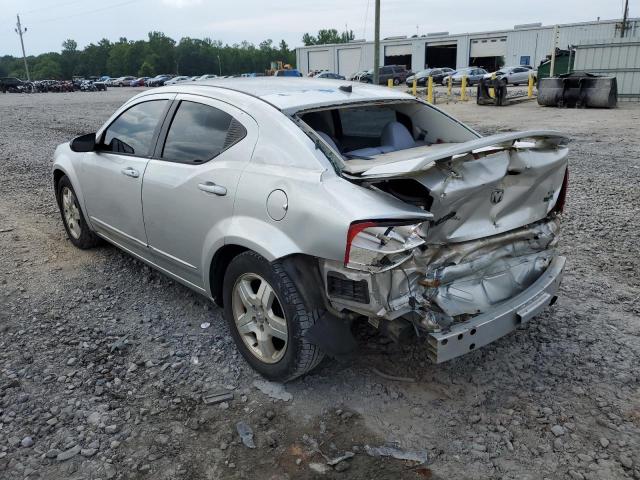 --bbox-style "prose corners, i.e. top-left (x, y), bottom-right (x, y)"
top-left (102, 100), bottom-right (167, 156)
top-left (161, 101), bottom-right (247, 164)
top-left (339, 106), bottom-right (397, 138)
